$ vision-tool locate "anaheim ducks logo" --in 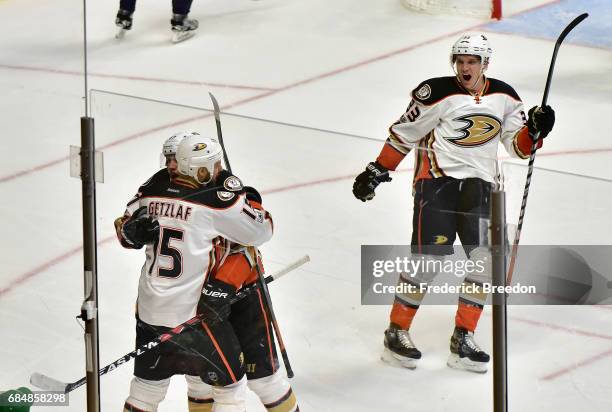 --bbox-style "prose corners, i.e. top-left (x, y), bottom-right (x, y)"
top-left (193, 143), bottom-right (207, 151)
top-left (445, 114), bottom-right (502, 147)
top-left (434, 235), bottom-right (448, 245)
